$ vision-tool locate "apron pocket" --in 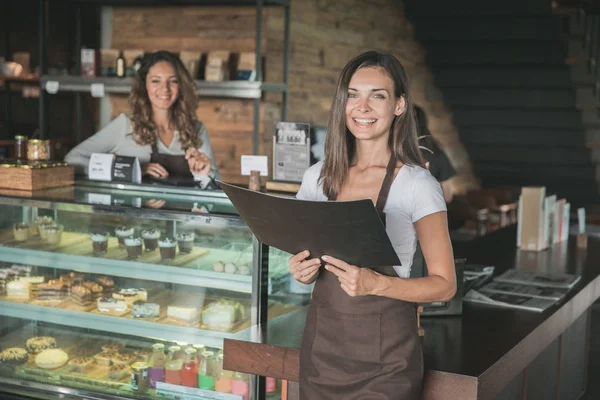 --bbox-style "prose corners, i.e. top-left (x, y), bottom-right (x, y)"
top-left (311, 306), bottom-right (382, 378)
